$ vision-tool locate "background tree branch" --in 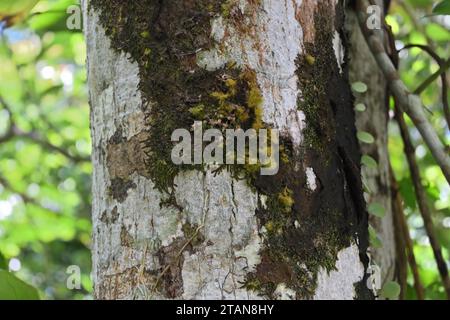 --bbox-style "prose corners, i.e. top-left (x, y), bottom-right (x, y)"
top-left (356, 0), bottom-right (450, 184)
